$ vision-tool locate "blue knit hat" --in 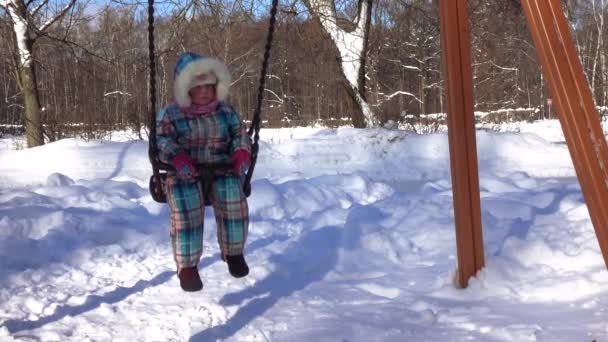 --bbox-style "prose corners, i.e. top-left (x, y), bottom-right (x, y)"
top-left (174, 52), bottom-right (231, 107)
